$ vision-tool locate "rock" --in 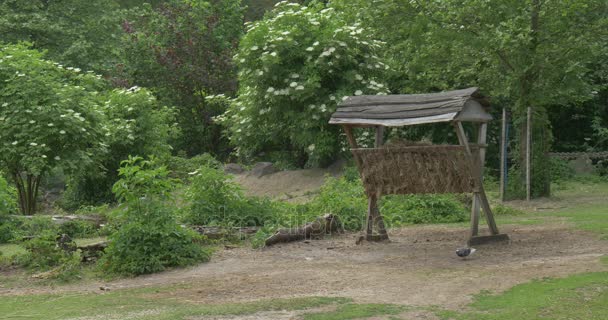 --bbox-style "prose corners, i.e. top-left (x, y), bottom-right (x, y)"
top-left (250, 162), bottom-right (278, 177)
top-left (224, 163), bottom-right (245, 174)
